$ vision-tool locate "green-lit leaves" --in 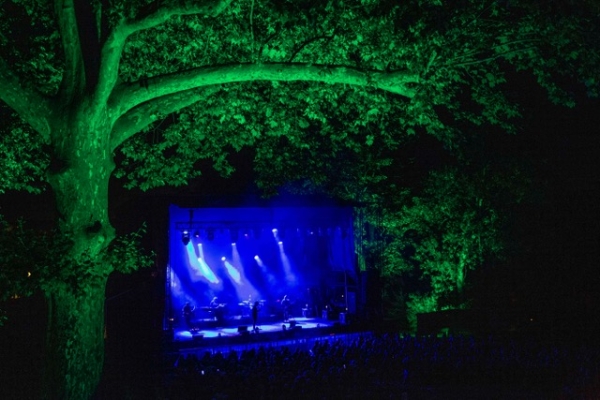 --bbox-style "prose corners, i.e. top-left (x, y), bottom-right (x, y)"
top-left (116, 84), bottom-right (261, 189)
top-left (0, 111), bottom-right (49, 193)
top-left (376, 160), bottom-right (527, 317)
top-left (0, 214), bottom-right (153, 304)
top-left (3, 0), bottom-right (598, 194)
top-left (0, 0), bottom-right (62, 95)
top-left (115, 78), bottom-right (412, 191)
top-left (105, 224), bottom-right (154, 274)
